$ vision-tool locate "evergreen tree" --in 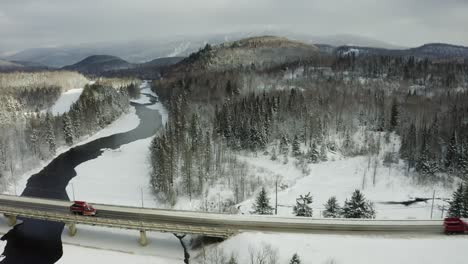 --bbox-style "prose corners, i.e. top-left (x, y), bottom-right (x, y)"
top-left (457, 142), bottom-right (468, 176)
top-left (63, 113), bottom-right (74, 146)
top-left (445, 131), bottom-right (458, 170)
top-left (45, 113), bottom-right (56, 156)
top-left (280, 135), bottom-right (289, 155)
top-left (293, 193), bottom-right (313, 217)
top-left (342, 190), bottom-right (376, 218)
top-left (343, 131), bottom-right (353, 154)
top-left (463, 184), bottom-right (468, 218)
top-left (226, 80), bottom-right (233, 97)
top-left (319, 144), bottom-right (328, 161)
top-left (270, 147), bottom-right (278, 161)
top-left (306, 142), bottom-right (319, 163)
top-left (29, 128), bottom-right (39, 156)
top-left (204, 131), bottom-right (212, 174)
top-left (389, 98), bottom-right (399, 131)
top-left (227, 255), bottom-right (238, 264)
top-left (416, 132), bottom-right (437, 176)
top-left (292, 135), bottom-right (301, 157)
top-left (448, 184), bottom-right (464, 217)
top-left (289, 253), bottom-right (301, 264)
top-left (323, 196), bottom-right (341, 218)
top-left (251, 187), bottom-right (274, 215)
